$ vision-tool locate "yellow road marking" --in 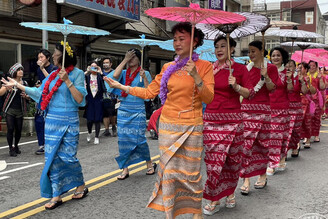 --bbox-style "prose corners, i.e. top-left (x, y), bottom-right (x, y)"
top-left (320, 130), bottom-right (328, 133)
top-left (0, 155), bottom-right (160, 218)
top-left (12, 160), bottom-right (160, 219)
